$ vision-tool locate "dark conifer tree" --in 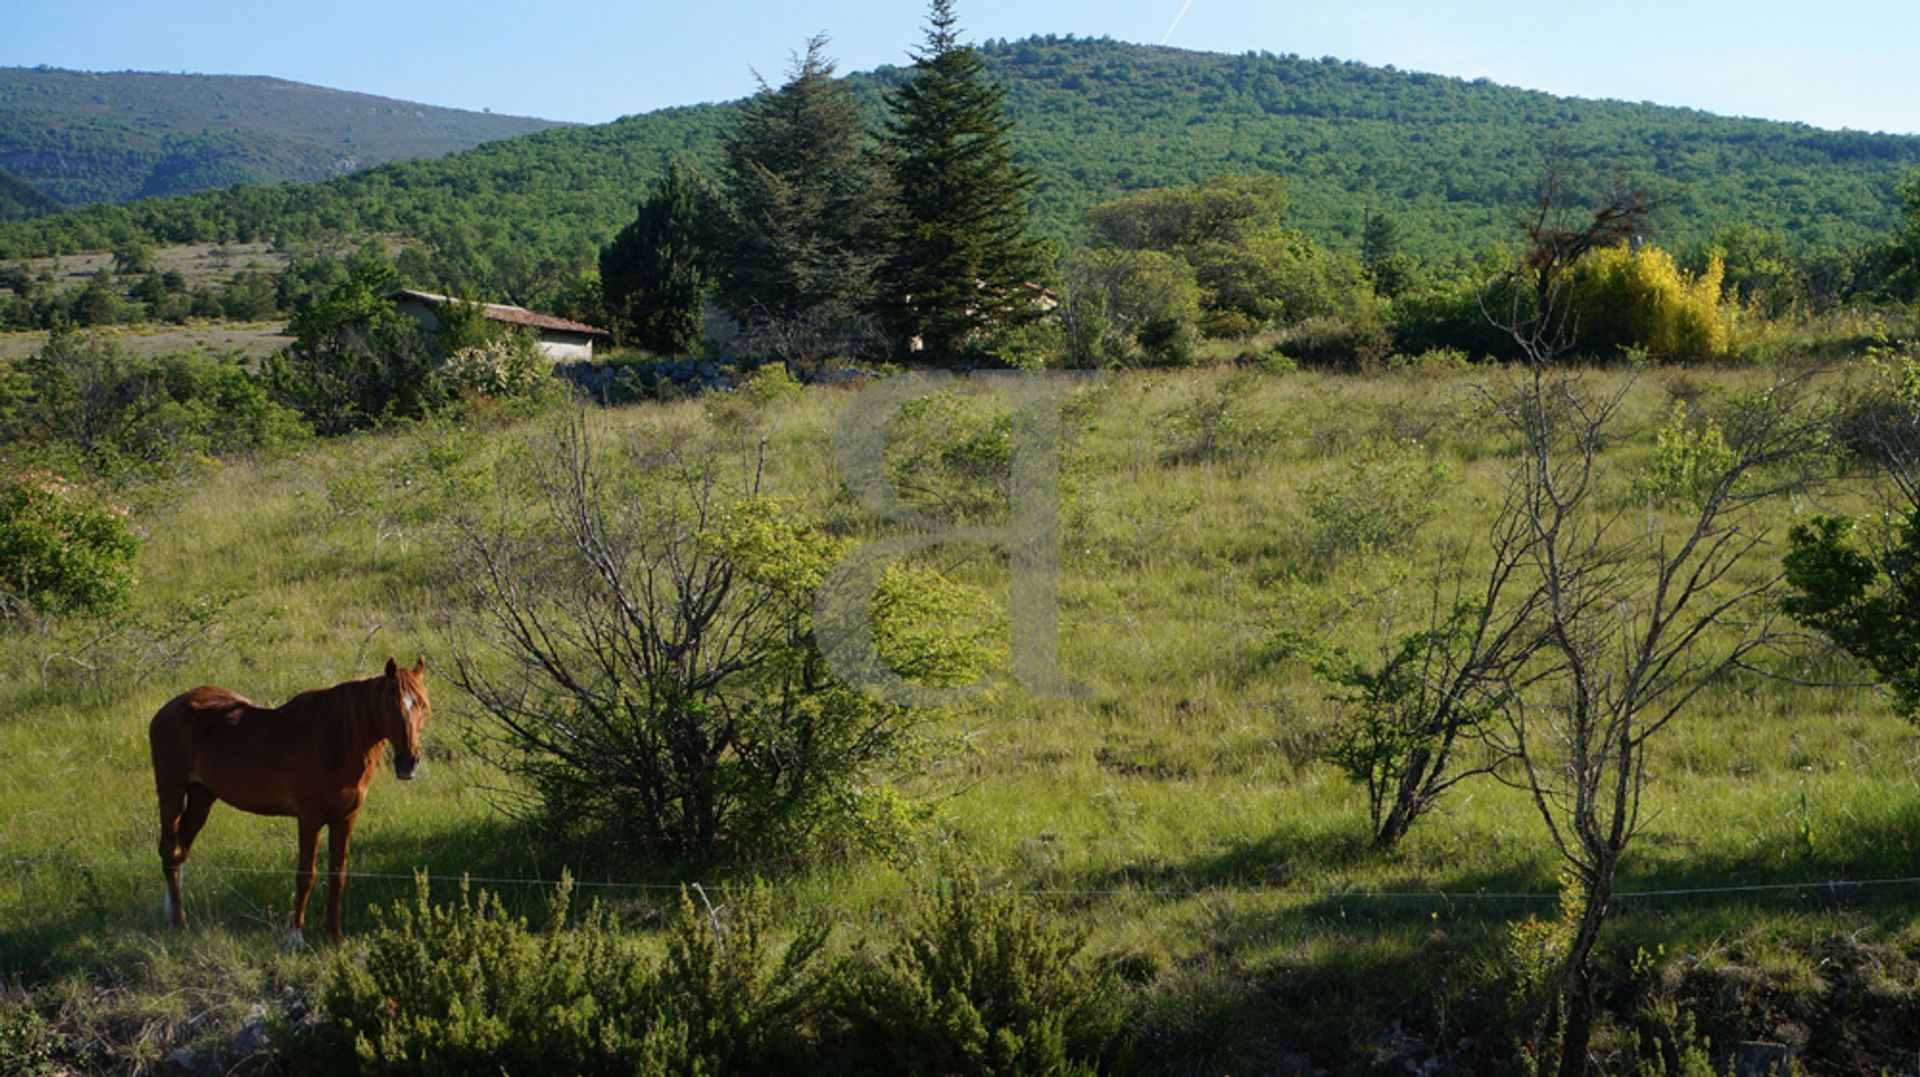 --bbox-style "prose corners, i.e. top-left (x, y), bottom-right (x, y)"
top-left (883, 0), bottom-right (1047, 359)
top-left (715, 35), bottom-right (887, 359)
top-left (600, 160), bottom-right (713, 354)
